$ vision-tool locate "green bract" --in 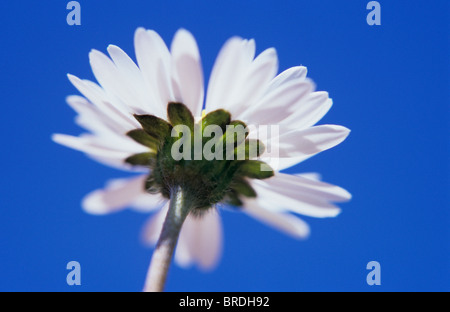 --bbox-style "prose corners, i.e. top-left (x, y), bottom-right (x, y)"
top-left (125, 102), bottom-right (273, 212)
